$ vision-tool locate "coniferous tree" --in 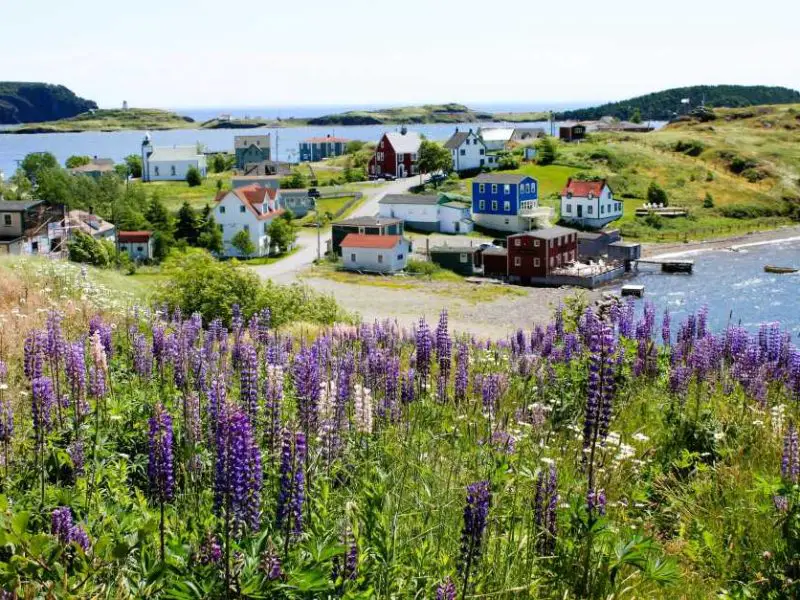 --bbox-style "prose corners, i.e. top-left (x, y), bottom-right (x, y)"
top-left (175, 202), bottom-right (200, 246)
